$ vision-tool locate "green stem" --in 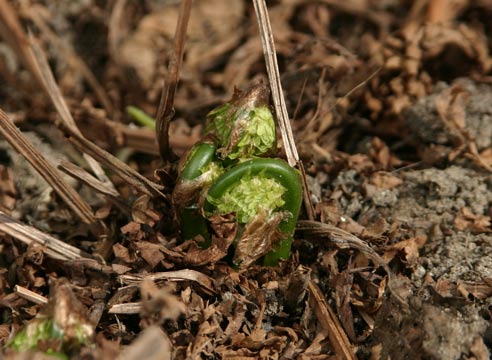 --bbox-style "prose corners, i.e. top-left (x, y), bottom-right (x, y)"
top-left (204, 158), bottom-right (302, 265)
top-left (126, 106), bottom-right (156, 129)
top-left (177, 143), bottom-right (217, 244)
top-left (179, 143), bottom-right (216, 180)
